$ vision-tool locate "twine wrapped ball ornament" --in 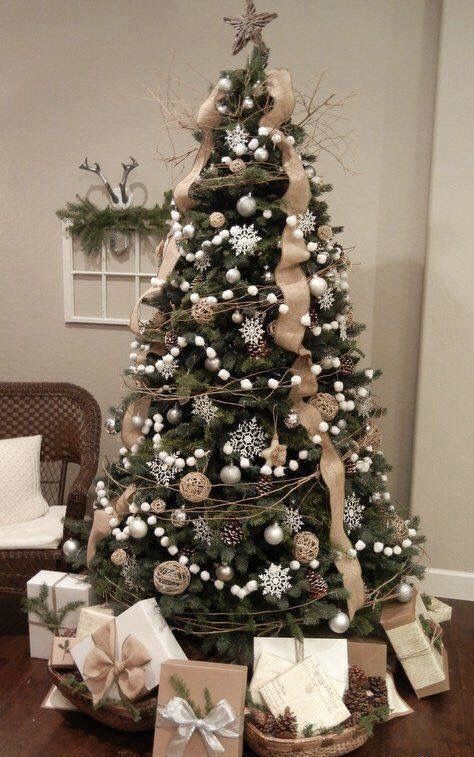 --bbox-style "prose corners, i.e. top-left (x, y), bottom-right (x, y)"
top-left (191, 299), bottom-right (216, 324)
top-left (150, 497), bottom-right (166, 513)
top-left (388, 515), bottom-right (409, 543)
top-left (229, 158), bottom-right (246, 173)
top-left (110, 548), bottom-right (127, 566)
top-left (317, 225), bottom-right (333, 242)
top-left (153, 561), bottom-right (190, 595)
top-left (209, 211), bottom-right (225, 228)
top-left (293, 531), bottom-right (320, 563)
top-left (179, 472), bottom-right (212, 502)
top-left (358, 423), bottom-right (382, 450)
top-left (310, 393), bottom-right (339, 422)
